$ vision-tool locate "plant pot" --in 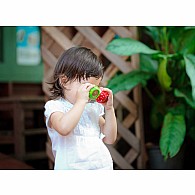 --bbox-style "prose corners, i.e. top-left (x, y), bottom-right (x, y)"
top-left (147, 145), bottom-right (185, 169)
